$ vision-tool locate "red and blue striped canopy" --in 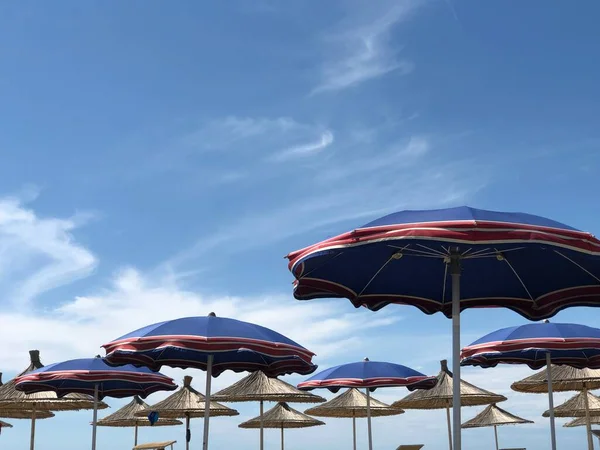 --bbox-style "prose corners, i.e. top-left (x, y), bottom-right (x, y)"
top-left (297, 359), bottom-right (437, 393)
top-left (460, 322), bottom-right (600, 370)
top-left (102, 314), bottom-right (317, 377)
top-left (287, 206), bottom-right (600, 319)
top-left (14, 356), bottom-right (176, 400)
